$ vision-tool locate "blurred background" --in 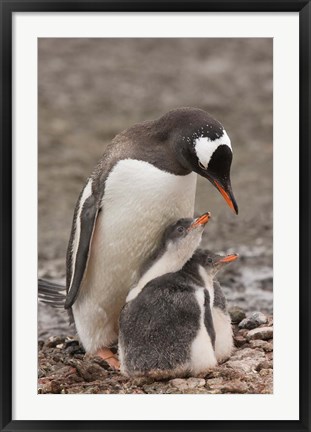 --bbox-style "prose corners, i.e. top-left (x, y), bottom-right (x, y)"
top-left (38, 38), bottom-right (273, 338)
